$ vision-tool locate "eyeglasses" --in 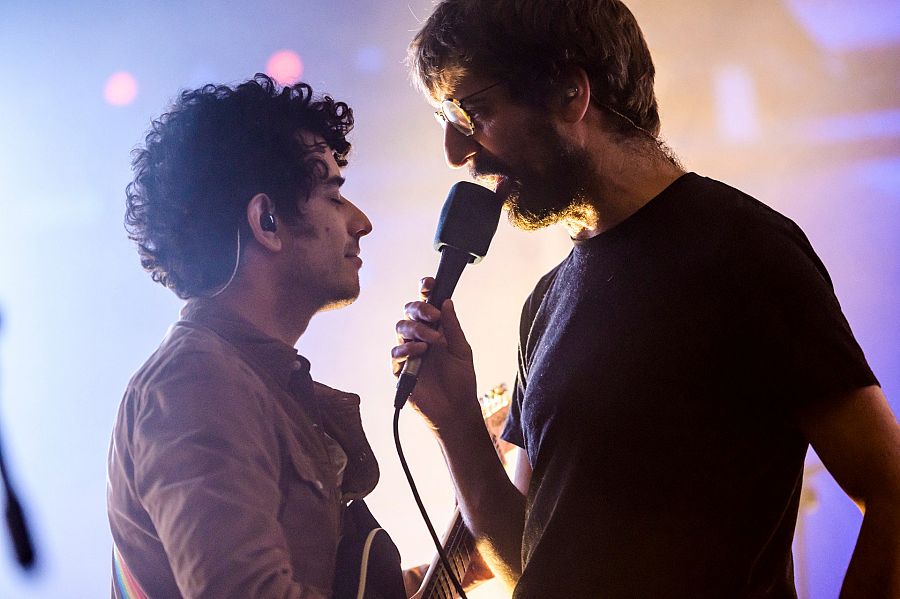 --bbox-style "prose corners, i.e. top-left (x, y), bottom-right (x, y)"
top-left (433, 81), bottom-right (503, 137)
